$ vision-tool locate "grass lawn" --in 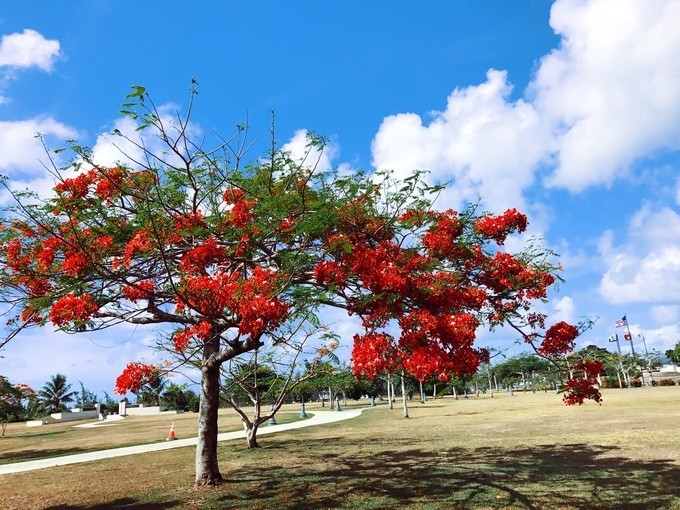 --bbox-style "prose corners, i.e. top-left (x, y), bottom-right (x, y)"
top-left (2, 387), bottom-right (679, 509)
